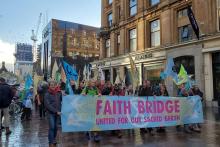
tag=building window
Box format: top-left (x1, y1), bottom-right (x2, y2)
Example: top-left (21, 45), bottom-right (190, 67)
top-left (108, 12), bottom-right (113, 27)
top-left (129, 28), bottom-right (137, 52)
top-left (118, 6), bottom-right (121, 21)
top-left (178, 25), bottom-right (193, 42)
top-left (106, 39), bottom-right (111, 57)
top-left (117, 34), bottom-right (120, 55)
top-left (130, 0), bottom-right (137, 16)
top-left (150, 0), bottom-right (160, 6)
top-left (108, 0), bottom-right (113, 5)
top-left (178, 8), bottom-right (188, 18)
top-left (150, 19), bottom-right (160, 47)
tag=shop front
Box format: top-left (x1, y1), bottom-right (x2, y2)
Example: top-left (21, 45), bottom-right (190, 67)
top-left (91, 50), bottom-right (166, 86)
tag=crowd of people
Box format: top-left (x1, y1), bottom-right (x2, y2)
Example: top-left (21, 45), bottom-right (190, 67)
top-left (0, 75), bottom-right (204, 147)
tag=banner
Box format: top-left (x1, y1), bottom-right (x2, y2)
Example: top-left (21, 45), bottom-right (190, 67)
top-left (61, 95), bottom-right (203, 132)
top-left (187, 5), bottom-right (200, 39)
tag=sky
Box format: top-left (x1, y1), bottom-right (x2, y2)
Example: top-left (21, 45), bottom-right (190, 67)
top-left (0, 0), bottom-right (101, 70)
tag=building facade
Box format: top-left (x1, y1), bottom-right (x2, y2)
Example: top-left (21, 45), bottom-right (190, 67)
top-left (91, 0), bottom-right (220, 106)
top-left (41, 19), bottom-right (100, 79)
top-left (14, 43), bottom-right (33, 80)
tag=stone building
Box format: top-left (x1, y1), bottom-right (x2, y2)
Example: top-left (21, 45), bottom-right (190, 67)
top-left (91, 0), bottom-right (220, 106)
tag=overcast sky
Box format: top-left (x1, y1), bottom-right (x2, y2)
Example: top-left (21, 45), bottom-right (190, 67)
top-left (0, 0), bottom-right (101, 69)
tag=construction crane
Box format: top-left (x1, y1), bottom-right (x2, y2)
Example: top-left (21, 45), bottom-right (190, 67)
top-left (31, 13), bottom-right (42, 62)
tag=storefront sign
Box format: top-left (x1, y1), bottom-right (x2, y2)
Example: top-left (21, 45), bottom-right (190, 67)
top-left (61, 95), bottom-right (203, 132)
top-left (96, 62), bottom-right (106, 67)
top-left (135, 53), bottom-right (153, 61)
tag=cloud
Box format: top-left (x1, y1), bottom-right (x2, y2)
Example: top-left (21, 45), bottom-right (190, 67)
top-left (0, 39), bottom-right (15, 71)
top-left (0, 39), bottom-right (15, 64)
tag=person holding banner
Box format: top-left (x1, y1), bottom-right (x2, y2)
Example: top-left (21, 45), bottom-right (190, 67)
top-left (111, 83), bottom-right (126, 138)
top-left (101, 81), bottom-right (113, 96)
top-left (176, 84), bottom-right (193, 134)
top-left (138, 80), bottom-right (154, 136)
top-left (156, 84), bottom-right (168, 133)
top-left (75, 81), bottom-right (85, 94)
top-left (44, 80), bottom-right (62, 147)
top-left (82, 80), bottom-right (102, 142)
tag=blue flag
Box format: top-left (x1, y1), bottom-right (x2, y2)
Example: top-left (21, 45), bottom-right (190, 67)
top-left (25, 74), bottom-right (33, 90)
top-left (161, 58), bottom-right (178, 82)
top-left (62, 61), bottom-right (78, 81)
top-left (65, 79), bottom-right (74, 95)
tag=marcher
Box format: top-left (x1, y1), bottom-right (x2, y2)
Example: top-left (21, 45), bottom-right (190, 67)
top-left (191, 85), bottom-right (203, 132)
top-left (82, 80), bottom-right (101, 142)
top-left (177, 83), bottom-right (192, 134)
top-left (101, 81), bottom-right (113, 95)
top-left (75, 82), bottom-right (84, 94)
top-left (138, 80), bottom-right (154, 135)
top-left (0, 77), bottom-right (14, 136)
top-left (111, 83), bottom-right (125, 138)
top-left (156, 84), bottom-right (168, 133)
top-left (21, 88), bottom-right (33, 121)
top-left (44, 80), bottom-right (62, 147)
top-left (37, 82), bottom-right (48, 119)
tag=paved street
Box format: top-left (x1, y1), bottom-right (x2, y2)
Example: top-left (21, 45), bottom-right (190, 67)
top-left (1, 107), bottom-right (220, 147)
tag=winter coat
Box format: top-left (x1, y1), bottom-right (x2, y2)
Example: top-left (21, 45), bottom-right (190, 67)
top-left (138, 86), bottom-right (153, 96)
top-left (0, 83), bottom-right (14, 108)
top-left (44, 88), bottom-right (62, 114)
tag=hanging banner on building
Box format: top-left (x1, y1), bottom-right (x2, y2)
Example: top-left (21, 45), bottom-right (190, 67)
top-left (187, 5), bottom-right (200, 39)
top-left (61, 95), bottom-right (203, 132)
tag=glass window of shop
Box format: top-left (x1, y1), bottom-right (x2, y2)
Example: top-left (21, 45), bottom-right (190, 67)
top-left (213, 52), bottom-right (220, 100)
top-left (144, 66), bottom-right (163, 85)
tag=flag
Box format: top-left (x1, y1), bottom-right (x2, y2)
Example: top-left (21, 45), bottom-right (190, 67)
top-left (114, 74), bottom-right (120, 85)
top-left (161, 58), bottom-right (178, 82)
top-left (122, 76), bottom-right (126, 88)
top-left (33, 73), bottom-right (43, 95)
top-left (75, 70), bottom-right (80, 89)
top-left (61, 66), bottom-right (66, 83)
top-left (25, 74), bottom-right (33, 90)
top-left (173, 64), bottom-right (189, 86)
top-left (128, 54), bottom-right (139, 88)
top-left (65, 79), bottom-right (74, 95)
top-left (62, 60), bottom-right (78, 81)
top-left (98, 66), bottom-right (105, 85)
top-left (178, 65), bottom-right (188, 83)
top-left (187, 5), bottom-right (200, 39)
top-left (83, 65), bottom-right (87, 81)
top-left (87, 64), bottom-right (92, 81)
top-left (55, 71), bottom-right (61, 83)
top-left (52, 60), bottom-right (59, 79)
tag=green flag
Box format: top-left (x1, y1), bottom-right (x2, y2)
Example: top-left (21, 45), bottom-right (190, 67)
top-left (55, 71), bottom-right (61, 83)
top-left (174, 64), bottom-right (188, 85)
